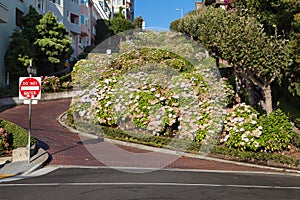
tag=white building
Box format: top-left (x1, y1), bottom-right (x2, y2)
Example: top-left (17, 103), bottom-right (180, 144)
top-left (0, 0), bottom-right (113, 87)
top-left (0, 0), bottom-right (35, 86)
top-left (109, 0), bottom-right (134, 22)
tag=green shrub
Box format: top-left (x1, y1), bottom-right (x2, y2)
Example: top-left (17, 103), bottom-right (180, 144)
top-left (0, 118), bottom-right (34, 149)
top-left (212, 146), bottom-right (299, 167)
top-left (291, 132), bottom-right (300, 149)
top-left (223, 107), bottom-right (294, 153)
top-left (259, 110), bottom-right (294, 152)
top-left (59, 72), bottom-right (72, 83)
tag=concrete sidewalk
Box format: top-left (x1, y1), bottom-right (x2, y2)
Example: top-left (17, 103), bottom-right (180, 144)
top-left (0, 145), bottom-right (50, 182)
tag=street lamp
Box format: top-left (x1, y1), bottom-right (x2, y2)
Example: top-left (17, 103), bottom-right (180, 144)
top-left (175, 8), bottom-right (183, 18)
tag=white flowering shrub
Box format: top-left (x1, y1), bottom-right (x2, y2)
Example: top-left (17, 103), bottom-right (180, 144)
top-left (221, 104), bottom-right (294, 152)
top-left (71, 30), bottom-right (226, 152)
top-left (93, 51), bottom-right (217, 141)
top-left (221, 103), bottom-right (261, 151)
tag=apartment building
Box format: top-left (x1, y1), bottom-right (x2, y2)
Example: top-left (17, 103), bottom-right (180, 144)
top-left (34, 0), bottom-right (82, 60)
top-left (0, 0), bottom-right (113, 87)
top-left (0, 0), bottom-right (35, 86)
top-left (109, 0), bottom-right (134, 22)
top-left (79, 0), bottom-right (113, 55)
top-left (195, 0), bottom-right (225, 10)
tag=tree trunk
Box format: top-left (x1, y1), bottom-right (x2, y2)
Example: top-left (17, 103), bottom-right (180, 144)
top-left (262, 84), bottom-right (273, 115)
top-left (246, 81), bottom-right (256, 106)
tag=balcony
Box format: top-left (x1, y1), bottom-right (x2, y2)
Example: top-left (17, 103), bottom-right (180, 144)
top-left (47, 0), bottom-right (63, 20)
top-left (80, 24), bottom-right (89, 37)
top-left (65, 13), bottom-right (81, 34)
top-left (0, 1), bottom-right (8, 23)
top-left (65, 0), bottom-right (81, 16)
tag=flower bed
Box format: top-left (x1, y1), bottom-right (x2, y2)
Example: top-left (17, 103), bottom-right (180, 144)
top-left (69, 30), bottom-right (300, 167)
top-left (70, 31), bottom-right (226, 153)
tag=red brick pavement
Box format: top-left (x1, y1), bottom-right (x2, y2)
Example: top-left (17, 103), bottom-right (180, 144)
top-left (0, 99), bottom-right (280, 172)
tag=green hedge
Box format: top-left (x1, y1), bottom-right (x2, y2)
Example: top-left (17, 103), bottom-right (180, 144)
top-left (212, 146), bottom-right (300, 168)
top-left (0, 118), bottom-right (35, 149)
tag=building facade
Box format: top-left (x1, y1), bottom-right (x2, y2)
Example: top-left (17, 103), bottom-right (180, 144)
top-left (0, 0), bottom-right (114, 87)
top-left (109, 0), bottom-right (134, 22)
top-left (195, 0), bottom-right (225, 10)
top-left (0, 0), bottom-right (35, 86)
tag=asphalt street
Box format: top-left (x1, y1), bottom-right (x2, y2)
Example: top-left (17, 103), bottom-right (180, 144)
top-left (1, 168), bottom-right (300, 200)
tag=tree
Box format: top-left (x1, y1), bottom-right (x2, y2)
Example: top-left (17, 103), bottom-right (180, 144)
top-left (95, 19), bottom-right (112, 45)
top-left (133, 16), bottom-right (144, 30)
top-left (109, 15), bottom-right (135, 34)
top-left (178, 8), bottom-right (227, 66)
top-left (4, 31), bottom-right (31, 83)
top-left (236, 0), bottom-right (300, 104)
top-left (178, 7), bottom-right (291, 115)
top-left (4, 6), bottom-right (42, 83)
top-left (34, 12), bottom-right (73, 75)
top-left (169, 19), bottom-right (181, 32)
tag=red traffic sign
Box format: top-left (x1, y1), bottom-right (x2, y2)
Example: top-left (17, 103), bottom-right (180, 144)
top-left (19, 77), bottom-right (41, 100)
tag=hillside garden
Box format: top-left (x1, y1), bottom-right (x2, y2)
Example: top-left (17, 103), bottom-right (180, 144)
top-left (68, 31), bottom-right (300, 169)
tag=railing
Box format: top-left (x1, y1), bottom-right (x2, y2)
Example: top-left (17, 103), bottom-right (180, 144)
top-left (94, 1), bottom-right (110, 20)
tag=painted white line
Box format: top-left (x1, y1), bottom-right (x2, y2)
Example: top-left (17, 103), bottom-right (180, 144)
top-left (50, 165), bottom-right (300, 177)
top-left (0, 182), bottom-right (300, 190)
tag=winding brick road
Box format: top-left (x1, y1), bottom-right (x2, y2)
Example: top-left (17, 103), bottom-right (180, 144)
top-left (0, 99), bottom-right (279, 172)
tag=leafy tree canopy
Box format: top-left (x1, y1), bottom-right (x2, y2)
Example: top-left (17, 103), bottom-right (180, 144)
top-left (178, 7), bottom-right (291, 114)
top-left (34, 11), bottom-right (73, 75)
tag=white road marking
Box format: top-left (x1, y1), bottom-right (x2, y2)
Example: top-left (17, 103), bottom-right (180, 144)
top-left (0, 182), bottom-right (300, 190)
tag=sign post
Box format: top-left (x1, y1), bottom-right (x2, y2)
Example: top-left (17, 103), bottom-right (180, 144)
top-left (19, 61), bottom-right (41, 163)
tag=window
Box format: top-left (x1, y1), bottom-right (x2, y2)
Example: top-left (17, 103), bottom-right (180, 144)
top-left (36, 0), bottom-right (45, 11)
top-left (16, 8), bottom-right (24, 27)
top-left (113, 0), bottom-right (123, 5)
top-left (70, 13), bottom-right (79, 25)
top-left (92, 26), bottom-right (96, 35)
top-left (4, 71), bottom-right (9, 86)
top-left (81, 0), bottom-right (85, 4)
top-left (50, 0), bottom-right (61, 5)
top-left (80, 15), bottom-right (85, 25)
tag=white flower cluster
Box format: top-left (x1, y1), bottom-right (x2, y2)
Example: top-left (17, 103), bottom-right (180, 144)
top-left (93, 64), bottom-right (221, 141)
top-left (221, 103), bottom-right (263, 150)
top-left (71, 31), bottom-right (226, 146)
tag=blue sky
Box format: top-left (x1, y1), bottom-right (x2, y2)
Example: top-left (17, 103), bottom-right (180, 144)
top-left (135, 0), bottom-right (197, 30)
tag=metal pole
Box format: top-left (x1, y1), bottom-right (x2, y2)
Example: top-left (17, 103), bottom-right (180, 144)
top-left (28, 59), bottom-right (32, 163)
top-left (28, 93), bottom-right (32, 163)
top-left (176, 8), bottom-right (183, 19)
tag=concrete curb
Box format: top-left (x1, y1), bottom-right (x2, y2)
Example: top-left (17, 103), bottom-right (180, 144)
top-left (58, 112), bottom-right (300, 175)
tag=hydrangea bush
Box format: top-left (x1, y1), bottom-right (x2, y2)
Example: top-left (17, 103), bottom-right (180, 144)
top-left (0, 127), bottom-right (11, 155)
top-left (70, 30), bottom-right (296, 155)
top-left (41, 75), bottom-right (72, 93)
top-left (221, 104), bottom-right (294, 153)
top-left (71, 31), bottom-right (226, 147)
